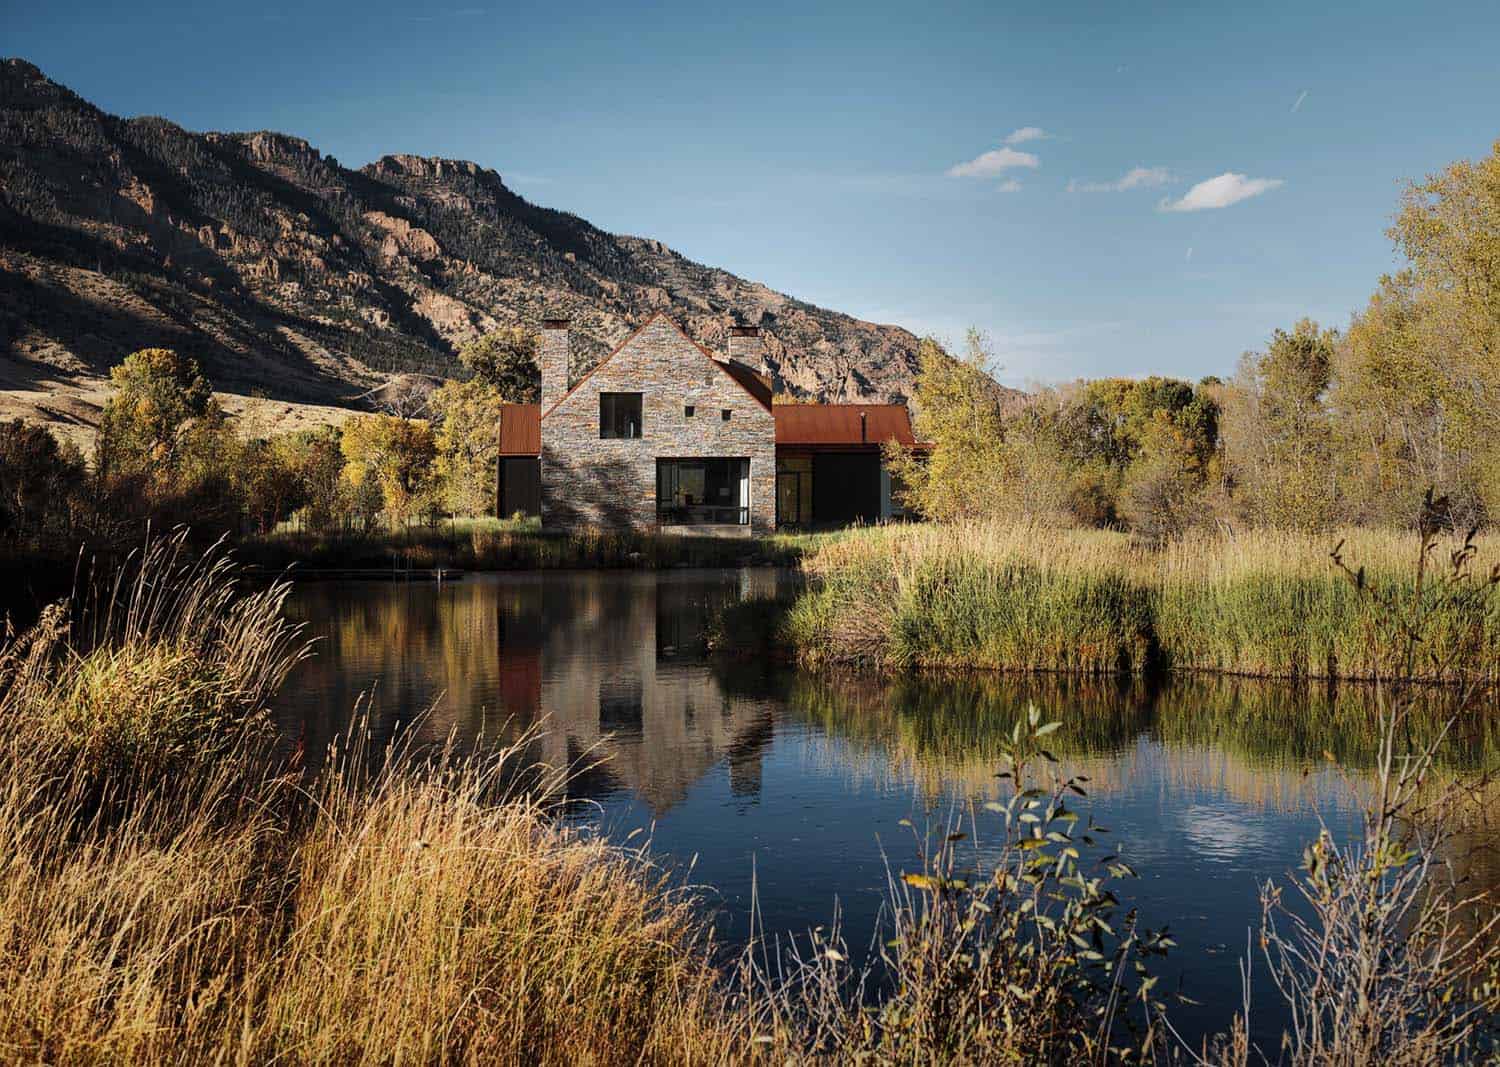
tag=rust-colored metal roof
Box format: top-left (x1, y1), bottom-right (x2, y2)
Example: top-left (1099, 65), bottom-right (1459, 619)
top-left (498, 403), bottom-right (541, 455)
top-left (772, 404), bottom-right (920, 447)
top-left (715, 359), bottom-right (773, 408)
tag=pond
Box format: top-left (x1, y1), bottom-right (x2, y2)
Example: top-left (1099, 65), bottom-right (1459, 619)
top-left (276, 567), bottom-right (1498, 1050)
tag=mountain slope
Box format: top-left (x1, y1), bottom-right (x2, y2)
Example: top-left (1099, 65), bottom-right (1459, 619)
top-left (0, 57), bottom-right (927, 419)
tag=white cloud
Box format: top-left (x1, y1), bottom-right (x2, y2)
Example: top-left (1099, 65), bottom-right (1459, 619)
top-left (1185, 246), bottom-right (1193, 261)
top-left (1291, 90), bottom-right (1308, 113)
top-left (996, 178), bottom-right (1023, 193)
top-left (1159, 172), bottom-right (1284, 212)
top-left (947, 146), bottom-right (1040, 179)
top-left (1003, 126), bottom-right (1050, 145)
top-left (1066, 166), bottom-right (1173, 193)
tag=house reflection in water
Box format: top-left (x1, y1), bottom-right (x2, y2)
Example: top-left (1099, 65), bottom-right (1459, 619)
top-left (280, 570), bottom-right (792, 816)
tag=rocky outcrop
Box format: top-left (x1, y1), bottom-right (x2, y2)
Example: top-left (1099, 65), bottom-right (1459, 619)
top-left (0, 57), bottom-right (937, 408)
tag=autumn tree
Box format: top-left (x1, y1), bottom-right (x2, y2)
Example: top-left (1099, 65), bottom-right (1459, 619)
top-left (458, 327), bottom-right (541, 402)
top-left (1330, 140), bottom-right (1500, 526)
top-left (96, 348), bottom-right (228, 484)
top-left (431, 378), bottom-right (506, 517)
top-left (1220, 320), bottom-right (1339, 530)
top-left (340, 414), bottom-right (438, 528)
top-left (273, 427), bottom-right (348, 533)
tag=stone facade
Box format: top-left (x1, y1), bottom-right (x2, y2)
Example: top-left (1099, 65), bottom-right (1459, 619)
top-left (539, 318), bottom-right (570, 411)
top-left (540, 313), bottom-right (777, 535)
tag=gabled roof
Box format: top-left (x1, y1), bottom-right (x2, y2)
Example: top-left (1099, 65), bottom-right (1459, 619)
top-left (715, 359), bottom-right (773, 408)
top-left (772, 403), bottom-right (921, 447)
top-left (498, 403), bottom-right (540, 455)
top-left (542, 311), bottom-right (772, 418)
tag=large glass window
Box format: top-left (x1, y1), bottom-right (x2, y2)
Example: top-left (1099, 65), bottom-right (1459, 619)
top-left (656, 458), bottom-right (750, 525)
top-left (599, 393), bottom-right (643, 439)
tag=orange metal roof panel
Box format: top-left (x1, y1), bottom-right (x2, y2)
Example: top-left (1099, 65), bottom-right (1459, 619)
top-left (714, 359), bottom-right (773, 407)
top-left (498, 403), bottom-right (541, 455)
top-left (772, 404), bottom-right (919, 447)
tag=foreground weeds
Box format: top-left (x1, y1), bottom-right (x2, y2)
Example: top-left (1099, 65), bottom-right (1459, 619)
top-left (2, 522), bottom-right (1496, 1064)
top-left (0, 532), bottom-right (740, 1065)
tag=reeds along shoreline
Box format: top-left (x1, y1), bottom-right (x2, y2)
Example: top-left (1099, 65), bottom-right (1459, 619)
top-left (776, 523), bottom-right (1500, 682)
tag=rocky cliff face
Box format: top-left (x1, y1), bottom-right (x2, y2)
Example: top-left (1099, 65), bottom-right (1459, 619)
top-left (0, 58), bottom-right (925, 407)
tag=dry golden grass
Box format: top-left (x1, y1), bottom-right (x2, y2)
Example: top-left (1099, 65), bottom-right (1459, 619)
top-left (0, 534), bottom-right (753, 1066)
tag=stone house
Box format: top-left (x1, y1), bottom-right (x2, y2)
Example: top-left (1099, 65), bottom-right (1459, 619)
top-left (496, 312), bottom-right (922, 535)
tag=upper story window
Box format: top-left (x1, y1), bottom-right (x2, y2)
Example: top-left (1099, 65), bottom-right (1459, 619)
top-left (721, 409), bottom-right (732, 421)
top-left (684, 404), bottom-right (695, 418)
top-left (600, 392), bottom-right (643, 439)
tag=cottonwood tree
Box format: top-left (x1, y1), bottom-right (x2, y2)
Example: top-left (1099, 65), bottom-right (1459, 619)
top-left (458, 327), bottom-right (541, 402)
top-left (432, 379), bottom-right (506, 517)
top-left (96, 348), bottom-right (228, 483)
top-left (1220, 320), bottom-right (1339, 530)
top-left (1330, 140), bottom-right (1500, 527)
top-left (884, 333), bottom-right (1016, 522)
top-left (339, 415), bottom-right (438, 528)
top-left (0, 420), bottom-right (88, 549)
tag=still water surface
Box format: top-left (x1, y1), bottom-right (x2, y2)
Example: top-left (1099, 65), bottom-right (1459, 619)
top-left (276, 568), bottom-right (1492, 1047)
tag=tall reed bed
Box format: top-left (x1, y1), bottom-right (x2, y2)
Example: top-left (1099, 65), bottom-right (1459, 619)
top-left (784, 523), bottom-right (1500, 681)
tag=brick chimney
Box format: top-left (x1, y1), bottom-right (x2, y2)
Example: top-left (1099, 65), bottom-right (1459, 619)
top-left (728, 322), bottom-right (766, 376)
top-left (540, 317), bottom-right (570, 410)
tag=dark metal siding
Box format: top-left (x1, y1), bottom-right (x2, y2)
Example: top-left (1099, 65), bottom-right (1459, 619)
top-left (499, 457), bottom-right (541, 518)
top-left (812, 453), bottom-right (881, 524)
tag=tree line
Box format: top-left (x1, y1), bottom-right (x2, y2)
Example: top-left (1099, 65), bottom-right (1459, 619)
top-left (0, 327), bottom-right (542, 560)
top-left (889, 139), bottom-right (1500, 537)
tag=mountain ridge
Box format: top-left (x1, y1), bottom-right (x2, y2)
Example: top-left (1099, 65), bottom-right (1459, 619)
top-left (0, 57), bottom-right (937, 426)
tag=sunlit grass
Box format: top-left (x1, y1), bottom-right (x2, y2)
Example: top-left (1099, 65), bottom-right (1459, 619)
top-left (783, 523), bottom-right (1500, 680)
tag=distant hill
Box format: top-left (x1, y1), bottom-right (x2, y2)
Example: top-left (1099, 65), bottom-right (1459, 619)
top-left (0, 57), bottom-right (943, 423)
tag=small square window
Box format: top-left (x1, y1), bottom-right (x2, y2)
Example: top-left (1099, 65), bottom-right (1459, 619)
top-left (721, 409), bottom-right (732, 421)
top-left (684, 405), bottom-right (695, 418)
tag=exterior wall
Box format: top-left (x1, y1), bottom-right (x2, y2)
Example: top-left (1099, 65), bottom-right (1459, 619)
top-left (540, 316), bottom-right (777, 534)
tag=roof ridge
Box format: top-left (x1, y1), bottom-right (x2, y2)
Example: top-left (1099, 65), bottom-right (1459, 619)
top-left (540, 311), bottom-right (771, 418)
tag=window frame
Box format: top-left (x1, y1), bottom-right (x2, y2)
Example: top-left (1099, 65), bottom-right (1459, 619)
top-left (599, 392), bottom-right (644, 439)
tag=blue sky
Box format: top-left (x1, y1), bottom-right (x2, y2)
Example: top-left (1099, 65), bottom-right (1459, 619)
top-left (7, 0), bottom-right (1499, 386)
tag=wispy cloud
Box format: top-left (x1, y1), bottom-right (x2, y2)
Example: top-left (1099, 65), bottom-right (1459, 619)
top-left (1159, 172), bottom-right (1283, 212)
top-left (1003, 126), bottom-right (1050, 145)
top-left (996, 178), bottom-right (1023, 193)
top-left (1185, 246), bottom-right (1194, 261)
top-left (1291, 89), bottom-right (1309, 113)
top-left (1066, 166), bottom-right (1174, 193)
top-left (946, 145), bottom-right (1040, 179)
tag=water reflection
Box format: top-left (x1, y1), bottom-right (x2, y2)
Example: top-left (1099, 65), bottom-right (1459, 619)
top-left (278, 569), bottom-right (1497, 1047)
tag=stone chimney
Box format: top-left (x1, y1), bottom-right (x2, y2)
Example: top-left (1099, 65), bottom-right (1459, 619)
top-left (728, 322), bottom-right (766, 376)
top-left (540, 317), bottom-right (570, 410)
